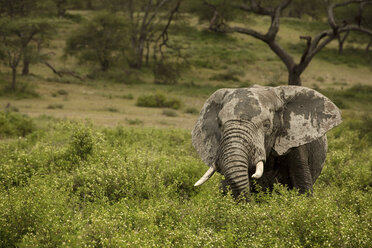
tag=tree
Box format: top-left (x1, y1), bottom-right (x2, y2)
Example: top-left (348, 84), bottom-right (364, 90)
top-left (0, 18), bottom-right (53, 90)
top-left (199, 0), bottom-right (372, 85)
top-left (100, 0), bottom-right (183, 69)
top-left (0, 0), bottom-right (59, 77)
top-left (65, 12), bottom-right (129, 72)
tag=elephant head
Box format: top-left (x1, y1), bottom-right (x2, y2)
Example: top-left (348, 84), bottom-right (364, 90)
top-left (192, 85), bottom-right (342, 199)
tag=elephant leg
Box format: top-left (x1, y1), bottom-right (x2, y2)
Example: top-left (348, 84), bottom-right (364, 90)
top-left (287, 146), bottom-right (313, 194)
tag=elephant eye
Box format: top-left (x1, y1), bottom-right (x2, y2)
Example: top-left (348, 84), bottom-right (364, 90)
top-left (263, 120), bottom-right (271, 130)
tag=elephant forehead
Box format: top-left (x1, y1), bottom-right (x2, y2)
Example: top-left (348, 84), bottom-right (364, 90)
top-left (219, 90), bottom-right (262, 123)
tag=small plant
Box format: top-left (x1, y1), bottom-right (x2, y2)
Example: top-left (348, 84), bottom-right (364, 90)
top-left (136, 93), bottom-right (182, 110)
top-left (121, 93), bottom-right (134, 100)
top-left (0, 111), bottom-right (35, 138)
top-left (209, 70), bottom-right (240, 82)
top-left (57, 89), bottom-right (69, 95)
top-left (315, 76), bottom-right (325, 83)
top-left (47, 104), bottom-right (64, 109)
top-left (153, 61), bottom-right (184, 85)
top-left (162, 109), bottom-right (178, 117)
top-left (184, 107), bottom-right (199, 115)
top-left (105, 107), bottom-right (119, 112)
top-left (126, 118), bottom-right (143, 125)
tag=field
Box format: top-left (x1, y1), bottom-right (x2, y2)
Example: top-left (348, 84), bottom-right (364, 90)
top-left (0, 10), bottom-right (372, 247)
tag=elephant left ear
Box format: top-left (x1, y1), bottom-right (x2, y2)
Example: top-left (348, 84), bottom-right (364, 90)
top-left (273, 86), bottom-right (342, 155)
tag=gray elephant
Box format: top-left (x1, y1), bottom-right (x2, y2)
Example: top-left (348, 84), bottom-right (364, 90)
top-left (192, 85), bottom-right (342, 199)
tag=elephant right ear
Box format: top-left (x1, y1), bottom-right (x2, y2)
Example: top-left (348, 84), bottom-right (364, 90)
top-left (192, 88), bottom-right (233, 167)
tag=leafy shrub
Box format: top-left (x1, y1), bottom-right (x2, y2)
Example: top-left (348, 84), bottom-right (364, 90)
top-left (0, 117), bottom-right (371, 247)
top-left (0, 82), bottom-right (39, 99)
top-left (136, 93), bottom-right (182, 109)
top-left (105, 107), bottom-right (119, 112)
top-left (0, 111), bottom-right (35, 138)
top-left (57, 89), bottom-right (68, 95)
top-left (153, 61), bottom-right (184, 85)
top-left (162, 109), bottom-right (178, 117)
top-left (209, 69), bottom-right (242, 82)
top-left (47, 103), bottom-right (63, 109)
top-left (121, 93), bottom-right (134, 100)
top-left (184, 107), bottom-right (199, 115)
top-left (126, 118), bottom-right (143, 125)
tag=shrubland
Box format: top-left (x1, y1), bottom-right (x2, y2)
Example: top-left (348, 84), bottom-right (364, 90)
top-left (0, 112), bottom-right (371, 247)
top-left (0, 2), bottom-right (372, 247)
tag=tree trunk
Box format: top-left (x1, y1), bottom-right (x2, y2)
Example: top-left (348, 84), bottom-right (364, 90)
top-left (100, 59), bottom-right (109, 71)
top-left (288, 69), bottom-right (302, 86)
top-left (11, 67), bottom-right (17, 91)
top-left (22, 59), bottom-right (30, 75)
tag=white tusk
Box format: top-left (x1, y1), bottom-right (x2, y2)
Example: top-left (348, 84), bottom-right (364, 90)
top-left (194, 166), bottom-right (216, 186)
top-left (252, 161), bottom-right (264, 179)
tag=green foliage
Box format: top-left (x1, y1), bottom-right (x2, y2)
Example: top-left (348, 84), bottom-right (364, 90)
top-left (46, 103), bottom-right (63, 109)
top-left (65, 11), bottom-right (129, 71)
top-left (136, 93), bottom-right (182, 110)
top-left (184, 107), bottom-right (199, 115)
top-left (0, 81), bottom-right (39, 99)
top-left (0, 118), bottom-right (371, 247)
top-left (120, 93), bottom-right (134, 100)
top-left (126, 118), bottom-right (143, 125)
top-left (162, 109), bottom-right (178, 117)
top-left (320, 85), bottom-right (372, 110)
top-left (0, 111), bottom-right (35, 138)
top-left (153, 61), bottom-right (184, 85)
top-left (57, 89), bottom-right (68, 95)
top-left (209, 69), bottom-right (243, 82)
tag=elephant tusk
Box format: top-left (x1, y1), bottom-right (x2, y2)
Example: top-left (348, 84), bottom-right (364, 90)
top-left (252, 161), bottom-right (264, 179)
top-left (194, 166), bottom-right (216, 186)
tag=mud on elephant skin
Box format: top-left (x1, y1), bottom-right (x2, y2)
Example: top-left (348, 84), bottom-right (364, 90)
top-left (192, 85), bottom-right (342, 199)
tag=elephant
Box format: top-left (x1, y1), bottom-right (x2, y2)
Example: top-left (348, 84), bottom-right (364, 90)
top-left (192, 85), bottom-right (342, 200)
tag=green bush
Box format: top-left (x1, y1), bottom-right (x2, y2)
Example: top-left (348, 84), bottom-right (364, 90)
top-left (136, 93), bottom-right (182, 110)
top-left (162, 109), bottom-right (178, 117)
top-left (153, 61), bottom-right (183, 85)
top-left (47, 103), bottom-right (63, 109)
top-left (0, 118), bottom-right (371, 247)
top-left (0, 111), bottom-right (35, 138)
top-left (184, 107), bottom-right (199, 115)
top-left (121, 93), bottom-right (134, 100)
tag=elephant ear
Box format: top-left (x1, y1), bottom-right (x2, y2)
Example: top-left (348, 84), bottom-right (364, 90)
top-left (273, 86), bottom-right (342, 155)
top-left (192, 88), bottom-right (233, 167)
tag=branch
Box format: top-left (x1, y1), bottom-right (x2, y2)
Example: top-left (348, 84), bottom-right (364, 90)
top-left (327, 0), bottom-right (372, 30)
top-left (266, 0), bottom-right (292, 40)
top-left (43, 62), bottom-right (84, 81)
top-left (228, 26), bottom-right (266, 41)
top-left (299, 36), bottom-right (312, 64)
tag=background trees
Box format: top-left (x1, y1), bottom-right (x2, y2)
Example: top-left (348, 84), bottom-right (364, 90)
top-left (65, 12), bottom-right (129, 72)
top-left (198, 0), bottom-right (372, 85)
top-left (0, 0), bottom-right (56, 90)
top-left (0, 0), bottom-right (372, 89)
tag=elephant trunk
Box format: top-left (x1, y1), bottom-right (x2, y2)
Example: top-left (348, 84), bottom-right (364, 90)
top-left (217, 120), bottom-right (266, 199)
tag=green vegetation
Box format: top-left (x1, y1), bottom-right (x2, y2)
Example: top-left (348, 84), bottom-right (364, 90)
top-left (320, 85), bottom-right (372, 110)
top-left (0, 117), bottom-right (370, 247)
top-left (184, 107), bottom-right (199, 115)
top-left (0, 111), bottom-right (35, 138)
top-left (46, 103), bottom-right (63, 109)
top-left (162, 109), bottom-right (178, 117)
top-left (136, 93), bottom-right (182, 110)
top-left (0, 2), bottom-right (372, 247)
